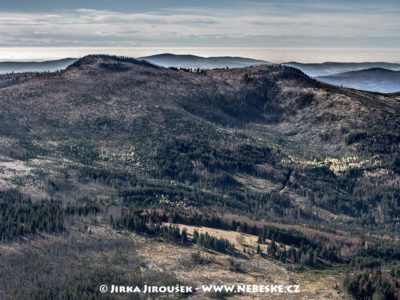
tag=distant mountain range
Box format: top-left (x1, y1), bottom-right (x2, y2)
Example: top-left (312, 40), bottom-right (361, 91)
top-left (3, 56), bottom-right (400, 77)
top-left (316, 68), bottom-right (400, 93)
top-left (2, 55), bottom-right (400, 93)
top-left (0, 54), bottom-right (268, 74)
top-left (0, 58), bottom-right (77, 74)
top-left (139, 53), bottom-right (269, 69)
top-left (284, 62), bottom-right (400, 77)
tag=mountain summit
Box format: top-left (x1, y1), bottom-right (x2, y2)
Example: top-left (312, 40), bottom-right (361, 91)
top-left (1, 55), bottom-right (399, 224)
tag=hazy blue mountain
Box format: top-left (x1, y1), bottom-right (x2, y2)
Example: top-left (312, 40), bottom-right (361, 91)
top-left (316, 68), bottom-right (400, 93)
top-left (284, 62), bottom-right (400, 77)
top-left (139, 53), bottom-right (269, 69)
top-left (0, 58), bottom-right (77, 74)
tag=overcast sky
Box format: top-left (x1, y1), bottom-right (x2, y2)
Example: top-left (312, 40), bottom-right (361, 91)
top-left (0, 0), bottom-right (399, 48)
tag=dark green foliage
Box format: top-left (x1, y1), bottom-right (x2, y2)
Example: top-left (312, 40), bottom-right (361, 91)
top-left (351, 257), bottom-right (382, 270)
top-left (258, 225), bottom-right (315, 249)
top-left (0, 190), bottom-right (64, 241)
top-left (64, 202), bottom-right (101, 216)
top-left (77, 166), bottom-right (138, 188)
top-left (99, 62), bottom-right (131, 72)
top-left (243, 73), bottom-right (252, 84)
top-left (392, 158), bottom-right (400, 174)
top-left (343, 269), bottom-right (398, 300)
top-left (155, 137), bottom-right (276, 184)
top-left (112, 208), bottom-right (188, 244)
top-left (390, 265), bottom-right (400, 278)
top-left (118, 185), bottom-right (238, 208)
top-left (296, 93), bottom-right (314, 108)
top-left (58, 141), bottom-right (99, 164)
top-left (193, 230), bottom-right (235, 254)
top-left (0, 235), bottom-right (148, 300)
top-left (343, 243), bottom-right (400, 299)
top-left (346, 131), bottom-right (368, 145)
top-left (359, 242), bottom-right (400, 262)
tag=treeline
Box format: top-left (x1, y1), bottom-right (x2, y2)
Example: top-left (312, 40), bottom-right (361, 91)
top-left (77, 166), bottom-right (138, 188)
top-left (257, 227), bottom-right (341, 263)
top-left (341, 242), bottom-right (400, 299)
top-left (68, 164), bottom-right (313, 222)
top-left (75, 165), bottom-right (249, 210)
top-left (0, 189), bottom-right (105, 242)
top-left (168, 210), bottom-right (341, 263)
top-left (0, 190), bottom-right (64, 241)
top-left (359, 242), bottom-right (400, 262)
top-left (193, 230), bottom-right (235, 254)
top-left (130, 209), bottom-right (345, 265)
top-left (72, 163), bottom-right (291, 218)
top-left (64, 202), bottom-right (101, 216)
top-left (343, 268), bottom-right (399, 300)
top-left (291, 162), bottom-right (400, 225)
top-left (112, 209), bottom-right (236, 254)
top-left (112, 208), bottom-right (324, 265)
top-left (0, 234), bottom-right (151, 300)
top-left (255, 240), bottom-right (317, 266)
top-left (168, 66), bottom-right (207, 74)
top-left (111, 208), bottom-right (188, 244)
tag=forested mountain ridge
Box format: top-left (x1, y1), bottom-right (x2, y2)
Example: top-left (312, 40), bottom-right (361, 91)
top-left (0, 54), bottom-right (399, 226)
top-left (1, 55), bottom-right (400, 299)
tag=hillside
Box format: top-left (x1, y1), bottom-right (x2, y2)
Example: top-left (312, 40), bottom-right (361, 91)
top-left (317, 68), bottom-right (400, 93)
top-left (1, 54), bottom-right (399, 228)
top-left (1, 55), bottom-right (400, 299)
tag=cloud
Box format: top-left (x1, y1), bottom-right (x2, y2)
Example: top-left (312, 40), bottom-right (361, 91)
top-left (0, 2), bottom-right (399, 47)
